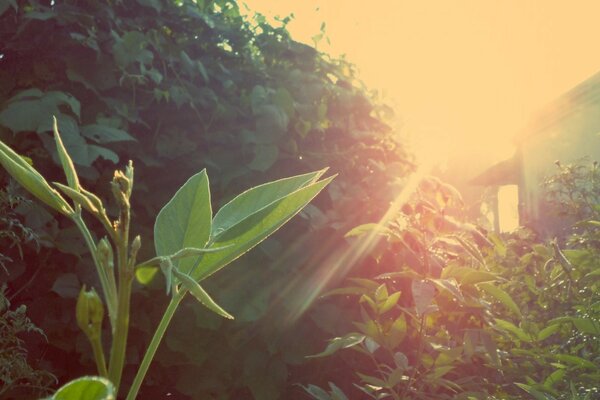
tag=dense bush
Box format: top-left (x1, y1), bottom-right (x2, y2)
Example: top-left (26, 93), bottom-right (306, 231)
top-left (0, 1), bottom-right (411, 398)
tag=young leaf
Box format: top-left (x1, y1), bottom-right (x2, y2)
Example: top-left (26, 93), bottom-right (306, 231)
top-left (172, 267), bottom-right (233, 319)
top-left (0, 140), bottom-right (73, 216)
top-left (54, 182), bottom-right (99, 213)
top-left (154, 170), bottom-right (212, 273)
top-left (191, 174), bottom-right (334, 281)
top-left (53, 116), bottom-right (80, 191)
top-left (211, 169), bottom-right (327, 239)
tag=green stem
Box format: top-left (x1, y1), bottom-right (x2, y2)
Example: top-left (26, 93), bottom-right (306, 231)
top-left (90, 334), bottom-right (108, 378)
top-left (126, 290), bottom-right (186, 400)
top-left (73, 215), bottom-right (118, 331)
top-left (108, 222), bottom-right (131, 393)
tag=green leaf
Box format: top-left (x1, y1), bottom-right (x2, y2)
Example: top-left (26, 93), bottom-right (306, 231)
top-left (307, 333), bottom-right (365, 358)
top-left (0, 90), bottom-right (79, 133)
top-left (81, 124), bottom-right (136, 143)
top-left (494, 319), bottom-right (532, 342)
top-left (154, 170), bottom-right (212, 273)
top-left (412, 280), bottom-right (436, 316)
top-left (537, 324), bottom-right (560, 341)
top-left (478, 282), bottom-right (522, 318)
top-left (387, 314), bottom-right (407, 348)
top-left (172, 267), bottom-right (233, 319)
top-left (570, 317), bottom-right (600, 335)
top-left (328, 382), bottom-right (348, 400)
top-left (428, 366), bottom-right (454, 380)
top-left (345, 223), bottom-right (393, 238)
top-left (515, 383), bottom-right (555, 400)
top-left (0, 140), bottom-right (73, 215)
top-left (379, 291), bottom-right (401, 314)
top-left (54, 182), bottom-right (99, 213)
top-left (212, 169), bottom-right (326, 238)
top-left (192, 173), bottom-right (333, 281)
top-left (302, 384), bottom-right (330, 400)
top-left (112, 31), bottom-right (153, 67)
top-left (552, 354), bottom-right (597, 370)
top-left (543, 369), bottom-right (565, 388)
top-left (442, 265), bottom-right (497, 285)
top-left (454, 235), bottom-right (486, 268)
top-left (53, 117), bottom-right (80, 191)
top-left (429, 278), bottom-right (464, 303)
top-left (248, 144), bottom-right (279, 172)
top-left (48, 376), bottom-right (115, 400)
top-left (135, 265), bottom-right (158, 285)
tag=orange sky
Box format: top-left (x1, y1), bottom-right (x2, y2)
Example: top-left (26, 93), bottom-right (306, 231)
top-left (243, 0), bottom-right (600, 167)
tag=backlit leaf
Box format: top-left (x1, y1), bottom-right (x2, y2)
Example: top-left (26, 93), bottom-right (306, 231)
top-left (190, 173), bottom-right (333, 280)
top-left (154, 170), bottom-right (212, 273)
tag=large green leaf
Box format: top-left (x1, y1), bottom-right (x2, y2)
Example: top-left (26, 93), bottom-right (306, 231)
top-left (48, 376), bottom-right (115, 400)
top-left (211, 169), bottom-right (326, 239)
top-left (191, 174), bottom-right (333, 281)
top-left (154, 170), bottom-right (212, 272)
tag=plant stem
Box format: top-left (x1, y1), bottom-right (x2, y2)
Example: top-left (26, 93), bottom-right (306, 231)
top-left (73, 215), bottom-right (118, 331)
top-left (108, 211), bottom-right (132, 393)
top-left (90, 335), bottom-right (108, 378)
top-left (126, 290), bottom-right (186, 400)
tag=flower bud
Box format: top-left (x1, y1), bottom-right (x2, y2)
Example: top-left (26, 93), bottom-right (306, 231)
top-left (96, 237), bottom-right (114, 270)
top-left (131, 235), bottom-right (141, 255)
top-left (76, 285), bottom-right (104, 338)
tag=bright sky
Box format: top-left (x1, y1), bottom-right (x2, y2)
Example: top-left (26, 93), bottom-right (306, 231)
top-left (242, 0), bottom-right (600, 168)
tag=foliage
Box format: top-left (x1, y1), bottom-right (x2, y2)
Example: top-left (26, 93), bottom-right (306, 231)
top-left (0, 284), bottom-right (56, 399)
top-left (305, 170), bottom-right (600, 399)
top-left (484, 232), bottom-right (599, 398)
top-left (0, 1), bottom-right (411, 397)
top-left (303, 177), bottom-right (502, 399)
top-left (0, 121), bottom-right (331, 398)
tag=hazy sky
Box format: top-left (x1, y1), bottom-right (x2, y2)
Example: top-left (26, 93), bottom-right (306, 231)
top-left (242, 0), bottom-right (600, 166)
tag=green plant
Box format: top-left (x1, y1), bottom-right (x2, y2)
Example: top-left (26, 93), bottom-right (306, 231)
top-left (303, 173), bottom-right (600, 399)
top-left (0, 2), bottom-right (411, 396)
top-left (0, 119), bottom-right (332, 398)
top-left (303, 177), bottom-right (503, 399)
